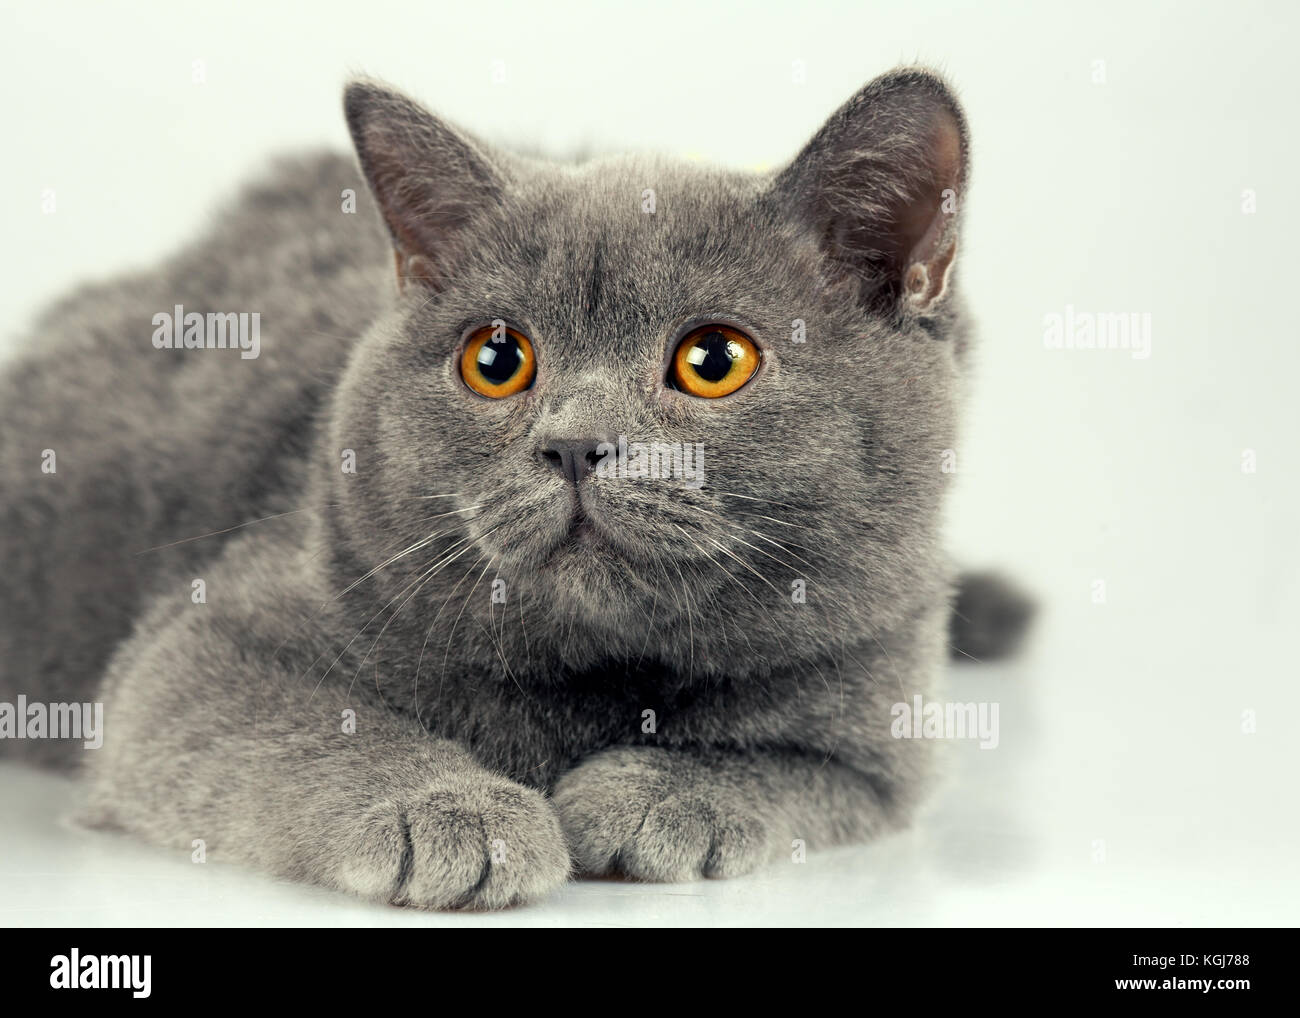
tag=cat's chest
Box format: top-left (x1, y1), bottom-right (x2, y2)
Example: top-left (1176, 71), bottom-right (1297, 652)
top-left (415, 670), bottom-right (761, 789)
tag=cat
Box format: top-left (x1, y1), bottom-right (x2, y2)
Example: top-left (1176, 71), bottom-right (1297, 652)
top-left (0, 67), bottom-right (1031, 909)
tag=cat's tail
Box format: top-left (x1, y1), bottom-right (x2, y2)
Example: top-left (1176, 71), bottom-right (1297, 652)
top-left (949, 571), bottom-right (1035, 662)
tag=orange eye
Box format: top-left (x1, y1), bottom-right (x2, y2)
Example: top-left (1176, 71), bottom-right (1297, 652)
top-left (669, 325), bottom-right (760, 398)
top-left (460, 325), bottom-right (536, 398)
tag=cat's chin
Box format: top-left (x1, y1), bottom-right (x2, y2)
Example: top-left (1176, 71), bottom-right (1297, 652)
top-left (521, 535), bottom-right (659, 624)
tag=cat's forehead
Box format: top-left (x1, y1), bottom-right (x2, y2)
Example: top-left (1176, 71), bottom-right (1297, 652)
top-left (473, 157), bottom-right (791, 347)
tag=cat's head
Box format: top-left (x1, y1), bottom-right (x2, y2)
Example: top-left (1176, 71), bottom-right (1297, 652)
top-left (327, 69), bottom-right (969, 679)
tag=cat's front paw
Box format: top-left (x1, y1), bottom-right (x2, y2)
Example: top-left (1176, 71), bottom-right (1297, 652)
top-left (553, 747), bottom-right (777, 882)
top-left (332, 775), bottom-right (570, 910)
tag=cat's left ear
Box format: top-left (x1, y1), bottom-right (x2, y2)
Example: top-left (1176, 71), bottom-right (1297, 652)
top-left (344, 80), bottom-right (507, 293)
top-left (771, 68), bottom-right (968, 315)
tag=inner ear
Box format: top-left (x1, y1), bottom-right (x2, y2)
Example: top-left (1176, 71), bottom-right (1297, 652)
top-left (773, 69), bottom-right (969, 315)
top-left (898, 107), bottom-right (964, 308)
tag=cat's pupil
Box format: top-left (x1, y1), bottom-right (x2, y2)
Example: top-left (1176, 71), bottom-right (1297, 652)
top-left (687, 331), bottom-right (737, 382)
top-left (477, 337), bottom-right (522, 384)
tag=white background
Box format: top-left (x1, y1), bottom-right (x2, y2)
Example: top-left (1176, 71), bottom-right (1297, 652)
top-left (1, 0), bottom-right (1297, 926)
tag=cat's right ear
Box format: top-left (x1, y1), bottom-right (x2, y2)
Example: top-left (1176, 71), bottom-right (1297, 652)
top-left (344, 80), bottom-right (506, 293)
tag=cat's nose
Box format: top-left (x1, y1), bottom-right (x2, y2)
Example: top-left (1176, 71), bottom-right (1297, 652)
top-left (538, 438), bottom-right (610, 485)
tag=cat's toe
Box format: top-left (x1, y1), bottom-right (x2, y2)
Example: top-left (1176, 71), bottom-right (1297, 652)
top-left (551, 775), bottom-right (652, 876)
top-left (333, 802), bottom-right (411, 901)
top-left (336, 778), bottom-right (570, 910)
top-left (616, 794), bottom-right (773, 882)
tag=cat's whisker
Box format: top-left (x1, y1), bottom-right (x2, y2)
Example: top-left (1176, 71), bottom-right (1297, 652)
top-left (674, 523), bottom-right (835, 697)
top-left (702, 534), bottom-right (785, 600)
top-left (136, 493), bottom-right (472, 555)
top-left (413, 523), bottom-right (508, 719)
top-left (334, 506), bottom-right (482, 600)
top-left (312, 518), bottom-right (507, 709)
top-left (292, 527), bottom-right (480, 695)
top-left (473, 558), bottom-right (530, 699)
top-left (665, 503), bottom-right (892, 703)
top-left (413, 552), bottom-right (484, 726)
top-left (685, 504), bottom-right (879, 651)
top-left (135, 503), bottom-right (343, 554)
top-left (631, 585), bottom-right (660, 675)
top-left (267, 522), bottom-right (466, 673)
top-left (727, 509), bottom-right (806, 530)
top-left (711, 490), bottom-right (804, 512)
top-left (665, 559), bottom-right (697, 684)
top-left (696, 534), bottom-right (823, 654)
top-left (347, 539), bottom-right (481, 700)
top-left (723, 529), bottom-right (862, 707)
top-left (670, 525), bottom-right (761, 669)
top-left (438, 555), bottom-right (495, 695)
top-left (519, 587), bottom-right (533, 676)
top-left (307, 556), bottom-right (439, 705)
top-left (724, 524), bottom-right (898, 689)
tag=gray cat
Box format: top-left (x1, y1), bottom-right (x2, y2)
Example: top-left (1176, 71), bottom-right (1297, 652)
top-left (0, 67), bottom-right (1031, 909)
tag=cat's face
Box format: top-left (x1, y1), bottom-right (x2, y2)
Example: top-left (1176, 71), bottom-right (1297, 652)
top-left (330, 71), bottom-right (969, 676)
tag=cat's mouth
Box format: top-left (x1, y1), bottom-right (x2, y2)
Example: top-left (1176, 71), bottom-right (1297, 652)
top-left (541, 492), bottom-right (630, 561)
top-left (560, 504), bottom-right (606, 548)
top-left (569, 516), bottom-right (598, 542)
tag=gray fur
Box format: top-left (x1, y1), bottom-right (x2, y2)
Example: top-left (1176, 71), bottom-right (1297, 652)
top-left (0, 68), bottom-right (1003, 909)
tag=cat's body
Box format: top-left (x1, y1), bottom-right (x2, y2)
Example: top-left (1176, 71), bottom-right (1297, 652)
top-left (0, 151), bottom-right (389, 755)
top-left (0, 70), bottom-right (1029, 908)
